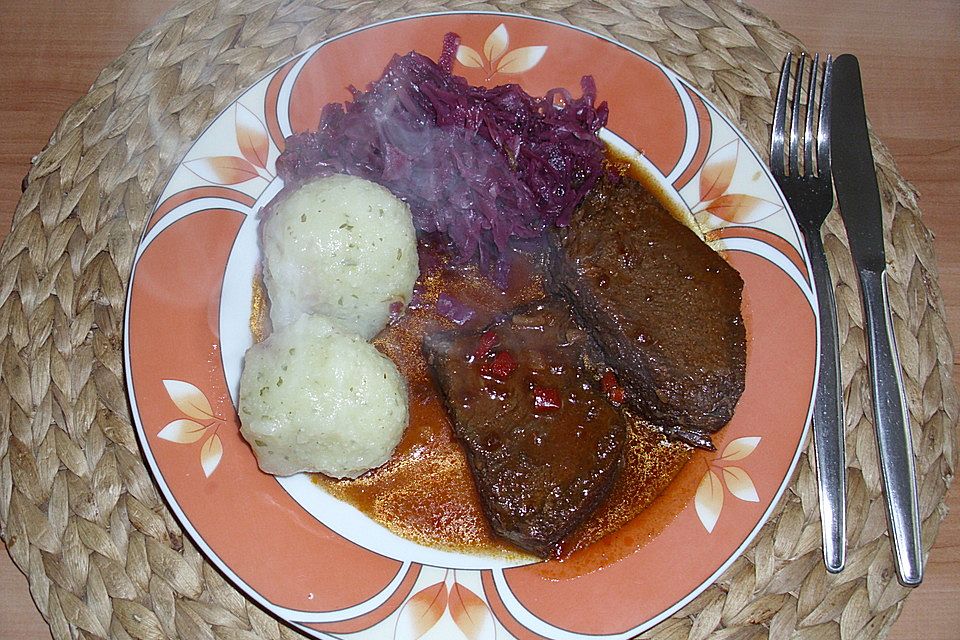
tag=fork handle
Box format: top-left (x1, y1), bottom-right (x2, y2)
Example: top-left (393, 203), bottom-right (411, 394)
top-left (804, 230), bottom-right (847, 573)
top-left (860, 268), bottom-right (923, 586)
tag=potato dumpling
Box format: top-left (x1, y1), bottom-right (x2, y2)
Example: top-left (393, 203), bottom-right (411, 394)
top-left (262, 174), bottom-right (419, 339)
top-left (238, 314), bottom-right (408, 478)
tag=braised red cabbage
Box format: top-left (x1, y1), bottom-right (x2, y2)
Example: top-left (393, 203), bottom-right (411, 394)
top-left (436, 292), bottom-right (476, 326)
top-left (276, 33), bottom-right (608, 273)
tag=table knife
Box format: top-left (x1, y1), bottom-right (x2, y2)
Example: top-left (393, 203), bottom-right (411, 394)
top-left (830, 54), bottom-right (922, 586)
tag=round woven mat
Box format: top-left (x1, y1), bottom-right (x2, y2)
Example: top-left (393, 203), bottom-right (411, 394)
top-left (1, 1), bottom-right (956, 638)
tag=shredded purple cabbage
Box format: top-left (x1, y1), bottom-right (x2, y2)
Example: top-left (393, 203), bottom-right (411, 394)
top-left (436, 292), bottom-right (476, 325)
top-left (276, 33), bottom-right (608, 273)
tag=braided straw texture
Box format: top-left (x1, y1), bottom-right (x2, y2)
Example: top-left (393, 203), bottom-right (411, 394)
top-left (1, 0), bottom-right (956, 638)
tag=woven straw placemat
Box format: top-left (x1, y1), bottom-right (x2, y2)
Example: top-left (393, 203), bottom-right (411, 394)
top-left (1, 1), bottom-right (956, 638)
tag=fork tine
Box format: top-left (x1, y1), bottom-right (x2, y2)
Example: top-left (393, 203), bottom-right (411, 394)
top-left (771, 53), bottom-right (791, 177)
top-left (789, 53), bottom-right (806, 177)
top-left (804, 54), bottom-right (820, 177)
top-left (817, 55), bottom-right (834, 177)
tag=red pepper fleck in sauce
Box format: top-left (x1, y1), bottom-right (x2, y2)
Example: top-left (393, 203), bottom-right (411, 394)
top-left (601, 371), bottom-right (625, 405)
top-left (532, 385), bottom-right (562, 411)
top-left (609, 386), bottom-right (625, 405)
top-left (473, 330), bottom-right (498, 360)
top-left (480, 350), bottom-right (518, 381)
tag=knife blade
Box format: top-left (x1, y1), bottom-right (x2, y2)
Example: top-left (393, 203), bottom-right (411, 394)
top-left (831, 54), bottom-right (923, 586)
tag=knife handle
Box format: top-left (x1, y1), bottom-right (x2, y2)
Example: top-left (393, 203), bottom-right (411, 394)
top-left (805, 231), bottom-right (847, 573)
top-left (860, 268), bottom-right (923, 586)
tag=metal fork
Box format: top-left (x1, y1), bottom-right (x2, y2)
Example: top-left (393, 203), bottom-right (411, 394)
top-left (770, 53), bottom-right (846, 573)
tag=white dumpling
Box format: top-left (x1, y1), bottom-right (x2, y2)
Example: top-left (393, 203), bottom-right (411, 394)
top-left (238, 314), bottom-right (408, 478)
top-left (262, 174), bottom-right (419, 339)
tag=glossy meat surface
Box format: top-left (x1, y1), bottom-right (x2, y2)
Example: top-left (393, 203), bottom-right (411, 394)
top-left (424, 301), bottom-right (625, 557)
top-left (549, 177), bottom-right (746, 448)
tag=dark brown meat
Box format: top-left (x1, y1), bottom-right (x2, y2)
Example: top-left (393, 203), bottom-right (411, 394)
top-left (423, 301), bottom-right (625, 558)
top-left (549, 176), bottom-right (746, 449)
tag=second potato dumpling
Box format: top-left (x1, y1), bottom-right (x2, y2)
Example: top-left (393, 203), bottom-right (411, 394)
top-left (262, 174), bottom-right (420, 339)
top-left (238, 314), bottom-right (409, 478)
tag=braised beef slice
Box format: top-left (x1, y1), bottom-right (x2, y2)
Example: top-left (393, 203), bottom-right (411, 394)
top-left (423, 301), bottom-right (625, 558)
top-left (549, 177), bottom-right (746, 449)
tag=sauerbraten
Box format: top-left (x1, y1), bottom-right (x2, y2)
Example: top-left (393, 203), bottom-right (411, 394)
top-left (549, 177), bottom-right (747, 450)
top-left (424, 301), bottom-right (626, 558)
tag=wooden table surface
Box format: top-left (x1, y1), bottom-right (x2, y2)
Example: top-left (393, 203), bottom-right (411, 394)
top-left (1, 1), bottom-right (957, 638)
